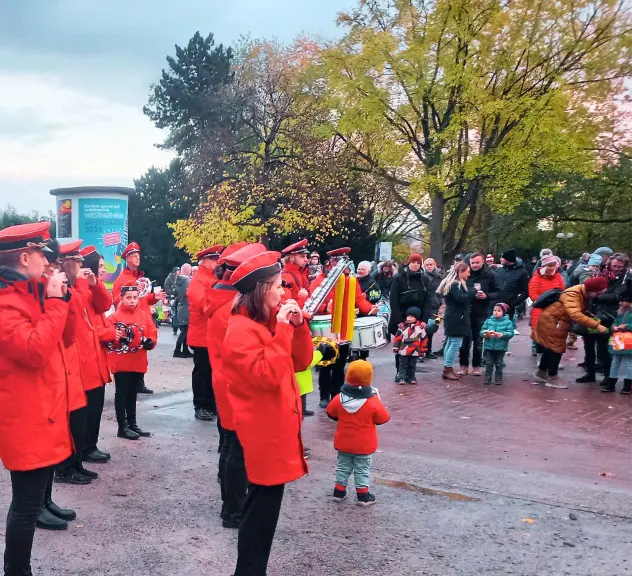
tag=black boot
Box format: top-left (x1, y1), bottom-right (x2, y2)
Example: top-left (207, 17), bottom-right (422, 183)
top-left (600, 378), bottom-right (616, 393)
top-left (76, 465), bottom-right (98, 479)
top-left (117, 426), bottom-right (140, 440)
top-left (621, 380), bottom-right (631, 395)
top-left (576, 373), bottom-right (596, 383)
top-left (54, 469), bottom-right (92, 485)
top-left (36, 507), bottom-right (68, 530)
top-left (129, 424), bottom-right (151, 437)
top-left (84, 448), bottom-right (111, 463)
top-left (46, 499), bottom-right (76, 521)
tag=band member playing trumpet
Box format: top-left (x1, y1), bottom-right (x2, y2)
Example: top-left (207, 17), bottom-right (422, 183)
top-left (0, 222), bottom-right (76, 571)
top-left (311, 247), bottom-right (377, 408)
top-left (112, 242), bottom-right (161, 394)
top-left (281, 238), bottom-right (311, 306)
top-left (108, 282), bottom-right (158, 440)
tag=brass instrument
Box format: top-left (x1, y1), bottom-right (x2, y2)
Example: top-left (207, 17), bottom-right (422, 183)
top-left (303, 257), bottom-right (351, 315)
top-left (311, 336), bottom-right (339, 367)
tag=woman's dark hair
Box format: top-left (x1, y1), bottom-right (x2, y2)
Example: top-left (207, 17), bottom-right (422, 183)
top-left (83, 251), bottom-right (103, 277)
top-left (231, 273), bottom-right (280, 324)
top-left (215, 263), bottom-right (227, 280)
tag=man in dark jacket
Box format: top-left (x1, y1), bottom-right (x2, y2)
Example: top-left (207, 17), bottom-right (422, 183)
top-left (173, 263), bottom-right (192, 358)
top-left (421, 257), bottom-right (442, 358)
top-left (579, 253), bottom-right (632, 388)
top-left (164, 267), bottom-right (180, 335)
top-left (494, 249), bottom-right (529, 323)
top-left (458, 252), bottom-right (499, 375)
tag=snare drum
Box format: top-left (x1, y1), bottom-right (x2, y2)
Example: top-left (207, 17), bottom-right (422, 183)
top-left (309, 315), bottom-right (336, 339)
top-left (351, 316), bottom-right (388, 350)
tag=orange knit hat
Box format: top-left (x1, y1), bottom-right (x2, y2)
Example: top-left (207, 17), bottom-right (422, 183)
top-left (345, 360), bottom-right (373, 387)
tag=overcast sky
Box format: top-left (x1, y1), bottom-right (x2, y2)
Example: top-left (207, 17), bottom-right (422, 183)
top-left (0, 0), bottom-right (353, 215)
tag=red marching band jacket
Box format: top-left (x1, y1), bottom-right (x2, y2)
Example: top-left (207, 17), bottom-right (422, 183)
top-left (310, 271), bottom-right (373, 316)
top-left (63, 286), bottom-right (88, 411)
top-left (187, 265), bottom-right (217, 348)
top-left (107, 305), bottom-right (158, 374)
top-left (0, 274), bottom-right (73, 471)
top-left (205, 283), bottom-right (239, 430)
top-left (112, 267), bottom-right (158, 311)
top-left (223, 311), bottom-right (313, 486)
top-left (281, 262), bottom-right (311, 307)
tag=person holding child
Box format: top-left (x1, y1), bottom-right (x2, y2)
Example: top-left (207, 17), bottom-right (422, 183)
top-left (326, 360), bottom-right (390, 506)
top-left (392, 306), bottom-right (427, 385)
top-left (602, 299), bottom-right (632, 394)
top-left (480, 303), bottom-right (515, 385)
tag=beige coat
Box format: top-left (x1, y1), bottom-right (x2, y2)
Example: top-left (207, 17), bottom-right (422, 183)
top-left (534, 285), bottom-right (600, 354)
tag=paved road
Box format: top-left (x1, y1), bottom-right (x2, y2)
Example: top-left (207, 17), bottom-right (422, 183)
top-left (1, 321), bottom-right (630, 575)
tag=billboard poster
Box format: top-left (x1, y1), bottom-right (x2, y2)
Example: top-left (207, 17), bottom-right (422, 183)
top-left (78, 198), bottom-right (128, 287)
top-left (57, 198), bottom-right (73, 238)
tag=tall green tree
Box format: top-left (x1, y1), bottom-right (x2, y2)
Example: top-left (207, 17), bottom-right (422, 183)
top-left (129, 159), bottom-right (193, 282)
top-left (1, 206), bottom-right (55, 235)
top-left (144, 32), bottom-right (234, 153)
top-left (316, 0), bottom-right (632, 264)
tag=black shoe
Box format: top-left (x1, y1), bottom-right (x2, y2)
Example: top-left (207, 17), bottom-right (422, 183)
top-left (84, 449), bottom-right (111, 463)
top-left (356, 492), bottom-right (376, 506)
top-left (55, 470), bottom-right (92, 485)
top-left (600, 378), bottom-right (616, 393)
top-left (129, 424), bottom-right (151, 437)
top-left (117, 426), bottom-right (140, 440)
top-left (426, 352), bottom-right (438, 360)
top-left (36, 507), bottom-right (68, 530)
top-left (222, 515), bottom-right (240, 529)
top-left (333, 487), bottom-right (347, 502)
top-left (495, 380), bottom-right (503, 386)
top-left (576, 374), bottom-right (596, 383)
top-left (303, 447), bottom-right (311, 459)
top-left (173, 350), bottom-right (185, 358)
top-left (182, 350), bottom-right (194, 358)
top-left (303, 409), bottom-right (315, 416)
top-left (77, 465), bottom-right (98, 480)
top-left (194, 408), bottom-right (214, 421)
top-left (46, 500), bottom-right (76, 521)
top-left (139, 386), bottom-right (154, 394)
top-left (484, 380), bottom-right (492, 385)
top-left (621, 380), bottom-right (631, 395)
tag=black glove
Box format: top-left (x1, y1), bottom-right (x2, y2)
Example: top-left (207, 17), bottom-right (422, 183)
top-left (317, 341), bottom-right (336, 362)
top-left (143, 338), bottom-right (156, 350)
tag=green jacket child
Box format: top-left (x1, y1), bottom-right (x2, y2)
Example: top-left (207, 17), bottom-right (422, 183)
top-left (480, 311), bottom-right (515, 352)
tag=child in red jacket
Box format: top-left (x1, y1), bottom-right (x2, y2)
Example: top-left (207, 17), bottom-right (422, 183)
top-left (108, 282), bottom-right (157, 440)
top-left (326, 360), bottom-right (390, 506)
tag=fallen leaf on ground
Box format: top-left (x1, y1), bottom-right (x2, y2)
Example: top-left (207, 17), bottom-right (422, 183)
top-left (599, 472), bottom-right (614, 477)
top-left (608, 406), bottom-right (614, 409)
top-left (522, 518), bottom-right (535, 524)
top-left (75, 524), bottom-right (84, 528)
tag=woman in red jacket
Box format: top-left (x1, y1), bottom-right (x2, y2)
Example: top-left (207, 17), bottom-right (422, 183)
top-left (223, 251), bottom-right (312, 576)
top-left (80, 246), bottom-right (115, 463)
top-left (0, 223), bottom-right (74, 575)
top-left (529, 255), bottom-right (566, 359)
top-left (108, 282), bottom-right (158, 440)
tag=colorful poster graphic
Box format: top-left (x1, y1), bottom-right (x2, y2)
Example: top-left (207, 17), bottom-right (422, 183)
top-left (78, 198), bottom-right (128, 286)
top-left (57, 199), bottom-right (73, 238)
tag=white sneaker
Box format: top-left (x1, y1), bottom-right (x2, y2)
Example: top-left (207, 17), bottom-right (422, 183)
top-left (513, 329), bottom-right (520, 336)
top-left (545, 376), bottom-right (568, 389)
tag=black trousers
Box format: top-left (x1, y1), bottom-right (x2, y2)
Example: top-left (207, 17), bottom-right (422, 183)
top-left (459, 316), bottom-right (485, 368)
top-left (397, 355), bottom-right (418, 381)
top-left (234, 483), bottom-right (285, 576)
top-left (583, 333), bottom-right (611, 376)
top-left (175, 324), bottom-right (189, 352)
top-left (484, 349), bottom-right (505, 382)
top-left (539, 348), bottom-right (562, 377)
top-left (84, 386), bottom-right (105, 455)
top-left (57, 406), bottom-right (88, 473)
top-left (191, 346), bottom-right (215, 412)
top-left (4, 465), bottom-right (53, 576)
top-left (220, 431), bottom-right (247, 522)
top-left (114, 372), bottom-right (142, 428)
top-left (318, 343), bottom-right (349, 402)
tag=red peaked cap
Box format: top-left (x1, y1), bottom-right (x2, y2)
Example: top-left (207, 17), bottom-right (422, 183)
top-left (196, 244), bottom-right (224, 261)
top-left (224, 243), bottom-right (267, 270)
top-left (121, 242), bottom-right (140, 259)
top-left (327, 247), bottom-right (351, 257)
top-left (231, 251), bottom-right (282, 294)
top-left (218, 241), bottom-right (249, 268)
top-left (80, 245), bottom-right (97, 258)
top-left (121, 281), bottom-right (139, 293)
top-left (58, 239), bottom-right (84, 260)
top-left (0, 222), bottom-right (53, 253)
top-left (282, 238), bottom-right (309, 255)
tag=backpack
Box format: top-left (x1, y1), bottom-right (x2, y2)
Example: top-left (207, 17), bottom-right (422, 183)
top-left (532, 288), bottom-right (563, 309)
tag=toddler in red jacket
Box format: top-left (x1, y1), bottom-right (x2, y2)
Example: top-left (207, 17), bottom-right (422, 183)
top-left (326, 360), bottom-right (390, 506)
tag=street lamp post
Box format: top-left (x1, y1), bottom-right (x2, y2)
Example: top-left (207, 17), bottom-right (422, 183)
top-left (555, 232), bottom-right (574, 258)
